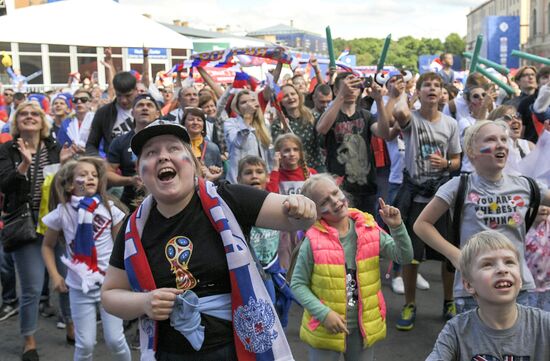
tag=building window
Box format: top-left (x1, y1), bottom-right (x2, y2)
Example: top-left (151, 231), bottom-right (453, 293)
top-left (77, 56), bottom-right (97, 79)
top-left (531, 9), bottom-right (537, 37)
top-left (19, 55), bottom-right (43, 84)
top-left (172, 49), bottom-right (187, 57)
top-left (49, 44), bottom-right (70, 53)
top-left (49, 56), bottom-right (71, 84)
top-left (19, 43), bottom-right (41, 52)
top-left (77, 46), bottom-right (96, 55)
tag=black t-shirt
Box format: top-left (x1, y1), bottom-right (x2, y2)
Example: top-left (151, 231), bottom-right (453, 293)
top-left (107, 130), bottom-right (142, 209)
top-left (323, 108), bottom-right (377, 195)
top-left (517, 91), bottom-right (539, 143)
top-left (109, 183), bottom-right (268, 355)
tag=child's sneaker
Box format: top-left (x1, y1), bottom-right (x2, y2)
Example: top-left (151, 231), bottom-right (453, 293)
top-left (416, 273), bottom-right (430, 290)
top-left (396, 303), bottom-right (416, 331)
top-left (443, 301), bottom-right (456, 320)
top-left (391, 276), bottom-right (405, 294)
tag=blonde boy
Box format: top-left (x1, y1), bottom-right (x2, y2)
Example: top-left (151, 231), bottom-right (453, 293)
top-left (427, 231), bottom-right (550, 360)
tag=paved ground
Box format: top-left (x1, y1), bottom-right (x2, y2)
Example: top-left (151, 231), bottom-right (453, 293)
top-left (0, 258), bottom-right (448, 360)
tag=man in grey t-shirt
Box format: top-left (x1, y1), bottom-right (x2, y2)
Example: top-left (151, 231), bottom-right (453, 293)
top-left (377, 72), bottom-right (462, 331)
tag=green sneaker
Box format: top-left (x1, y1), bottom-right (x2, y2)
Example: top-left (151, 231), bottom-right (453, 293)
top-left (396, 303), bottom-right (416, 331)
top-left (443, 301), bottom-right (456, 320)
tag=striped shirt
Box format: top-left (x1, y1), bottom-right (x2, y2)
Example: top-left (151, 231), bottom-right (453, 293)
top-left (29, 145), bottom-right (49, 211)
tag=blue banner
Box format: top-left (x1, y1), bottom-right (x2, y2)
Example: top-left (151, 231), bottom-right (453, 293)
top-left (128, 48), bottom-right (167, 59)
top-left (483, 16), bottom-right (520, 69)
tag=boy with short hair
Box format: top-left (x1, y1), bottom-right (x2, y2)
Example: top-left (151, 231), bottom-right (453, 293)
top-left (426, 230), bottom-right (550, 360)
top-left (236, 156), bottom-right (295, 327)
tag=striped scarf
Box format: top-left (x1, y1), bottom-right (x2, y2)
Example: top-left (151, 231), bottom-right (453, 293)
top-left (73, 195), bottom-right (101, 273)
top-left (123, 179), bottom-right (294, 361)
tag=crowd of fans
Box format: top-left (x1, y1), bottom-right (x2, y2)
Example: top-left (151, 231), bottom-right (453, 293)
top-left (1, 48), bottom-right (550, 361)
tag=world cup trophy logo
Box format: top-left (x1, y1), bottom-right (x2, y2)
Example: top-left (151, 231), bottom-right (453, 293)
top-left (165, 236), bottom-right (197, 290)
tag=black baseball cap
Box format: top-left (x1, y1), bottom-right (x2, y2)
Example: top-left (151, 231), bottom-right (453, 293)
top-left (132, 93), bottom-right (161, 111)
top-left (131, 119), bottom-right (190, 156)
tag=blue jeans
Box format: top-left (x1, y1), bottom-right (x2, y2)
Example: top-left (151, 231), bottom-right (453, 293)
top-left (455, 291), bottom-right (530, 314)
top-left (70, 288), bottom-right (130, 361)
top-left (307, 328), bottom-right (374, 361)
top-left (55, 242), bottom-right (71, 322)
top-left (12, 240), bottom-right (45, 336)
top-left (387, 182), bottom-right (402, 206)
top-left (0, 242), bottom-right (17, 304)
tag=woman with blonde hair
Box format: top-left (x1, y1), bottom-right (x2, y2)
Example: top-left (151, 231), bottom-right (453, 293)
top-left (0, 101), bottom-right (72, 360)
top-left (224, 89), bottom-right (273, 183)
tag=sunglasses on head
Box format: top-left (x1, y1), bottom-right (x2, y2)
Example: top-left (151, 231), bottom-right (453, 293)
top-left (19, 110), bottom-right (40, 117)
top-left (73, 96), bottom-right (90, 104)
top-left (471, 93), bottom-right (487, 100)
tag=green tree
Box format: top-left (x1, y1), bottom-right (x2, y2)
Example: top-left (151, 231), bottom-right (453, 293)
top-left (444, 33), bottom-right (466, 55)
top-left (331, 34), bottom-right (462, 72)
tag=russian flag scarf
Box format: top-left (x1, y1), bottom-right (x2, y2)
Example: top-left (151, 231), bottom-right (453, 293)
top-left (123, 179), bottom-right (294, 361)
top-left (73, 195), bottom-right (102, 272)
top-left (60, 195), bottom-right (106, 294)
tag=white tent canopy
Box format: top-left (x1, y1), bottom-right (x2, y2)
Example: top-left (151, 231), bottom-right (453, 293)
top-left (0, 0), bottom-right (193, 49)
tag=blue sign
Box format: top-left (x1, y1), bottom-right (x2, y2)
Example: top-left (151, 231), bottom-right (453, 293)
top-left (128, 48), bottom-right (167, 59)
top-left (483, 16), bottom-right (520, 69)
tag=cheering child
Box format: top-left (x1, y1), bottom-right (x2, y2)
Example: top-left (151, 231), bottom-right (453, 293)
top-left (414, 120), bottom-right (550, 313)
top-left (292, 174), bottom-right (413, 361)
top-left (41, 157), bottom-right (131, 361)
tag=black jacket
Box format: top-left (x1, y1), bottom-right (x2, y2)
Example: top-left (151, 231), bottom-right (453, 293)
top-left (86, 100), bottom-right (134, 155)
top-left (0, 137), bottom-right (61, 214)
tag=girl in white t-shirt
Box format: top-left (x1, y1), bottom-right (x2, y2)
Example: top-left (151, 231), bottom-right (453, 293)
top-left (414, 120), bottom-right (550, 314)
top-left (41, 157), bottom-right (131, 361)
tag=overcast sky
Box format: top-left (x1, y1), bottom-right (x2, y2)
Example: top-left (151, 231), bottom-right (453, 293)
top-left (119, 0), bottom-right (486, 40)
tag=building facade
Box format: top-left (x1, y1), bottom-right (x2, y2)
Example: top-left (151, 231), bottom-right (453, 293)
top-left (247, 23), bottom-right (327, 56)
top-left (466, 0), bottom-right (530, 50)
top-left (523, 0), bottom-right (550, 58)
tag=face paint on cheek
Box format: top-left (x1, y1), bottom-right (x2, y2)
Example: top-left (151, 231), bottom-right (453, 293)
top-left (171, 152), bottom-right (193, 167)
top-left (479, 145), bottom-right (493, 154)
top-left (75, 176), bottom-right (85, 192)
top-left (320, 191), bottom-right (348, 215)
top-left (181, 154), bottom-right (193, 165)
top-left (320, 206), bottom-right (331, 214)
top-left (139, 158), bottom-right (150, 175)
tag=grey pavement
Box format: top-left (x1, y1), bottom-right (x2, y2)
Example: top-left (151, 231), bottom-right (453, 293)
top-left (0, 259), bottom-right (447, 360)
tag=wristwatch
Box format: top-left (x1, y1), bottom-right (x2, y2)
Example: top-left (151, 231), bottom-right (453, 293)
top-left (447, 159), bottom-right (452, 170)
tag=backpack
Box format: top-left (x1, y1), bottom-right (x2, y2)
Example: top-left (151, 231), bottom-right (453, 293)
top-left (451, 173), bottom-right (541, 248)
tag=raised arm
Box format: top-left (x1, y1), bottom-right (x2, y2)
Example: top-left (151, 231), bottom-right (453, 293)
top-left (255, 193), bottom-right (316, 232)
top-left (367, 82), bottom-right (396, 140)
top-left (196, 66), bottom-right (224, 99)
top-left (101, 47), bottom-right (116, 101)
top-left (263, 61), bottom-right (284, 101)
top-left (142, 47), bottom-right (150, 88)
top-left (310, 57), bottom-right (324, 85)
top-left (316, 76), bottom-right (361, 135)
top-left (386, 78), bottom-right (411, 128)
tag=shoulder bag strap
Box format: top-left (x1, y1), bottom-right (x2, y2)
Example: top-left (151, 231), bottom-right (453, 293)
top-left (452, 173), bottom-right (469, 247)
